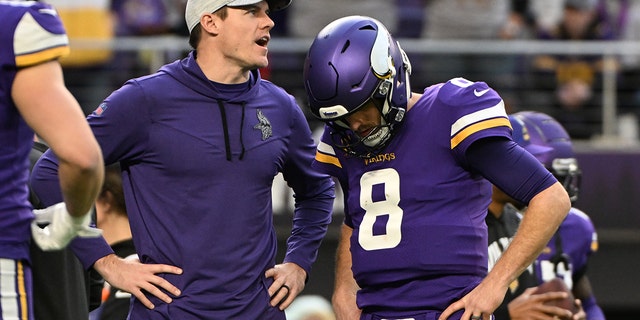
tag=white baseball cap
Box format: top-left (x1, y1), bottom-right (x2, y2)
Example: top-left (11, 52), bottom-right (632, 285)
top-left (185, 0), bottom-right (292, 33)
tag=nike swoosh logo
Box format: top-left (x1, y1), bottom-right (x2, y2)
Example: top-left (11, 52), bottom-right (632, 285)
top-left (474, 88), bottom-right (490, 97)
top-left (38, 8), bottom-right (58, 16)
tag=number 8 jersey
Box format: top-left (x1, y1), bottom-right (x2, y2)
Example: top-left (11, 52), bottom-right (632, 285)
top-left (313, 78), bottom-right (513, 312)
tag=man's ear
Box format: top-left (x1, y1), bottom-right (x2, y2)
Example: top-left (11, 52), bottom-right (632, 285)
top-left (101, 191), bottom-right (115, 213)
top-left (200, 13), bottom-right (221, 35)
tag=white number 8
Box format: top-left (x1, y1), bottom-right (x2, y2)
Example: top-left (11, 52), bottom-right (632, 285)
top-left (358, 168), bottom-right (403, 251)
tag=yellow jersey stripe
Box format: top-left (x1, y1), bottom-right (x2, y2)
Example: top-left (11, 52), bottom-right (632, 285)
top-left (17, 261), bottom-right (28, 320)
top-left (16, 46), bottom-right (70, 67)
top-left (315, 151), bottom-right (342, 168)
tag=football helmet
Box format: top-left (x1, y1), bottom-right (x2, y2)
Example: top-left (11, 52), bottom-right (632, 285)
top-left (303, 15), bottom-right (412, 158)
top-left (509, 111), bottom-right (581, 202)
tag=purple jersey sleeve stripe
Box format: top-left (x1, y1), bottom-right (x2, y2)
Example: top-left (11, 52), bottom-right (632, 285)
top-left (451, 117), bottom-right (512, 149)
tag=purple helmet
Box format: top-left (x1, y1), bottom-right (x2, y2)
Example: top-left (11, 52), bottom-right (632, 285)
top-left (303, 15), bottom-right (412, 158)
top-left (509, 111), bottom-right (581, 202)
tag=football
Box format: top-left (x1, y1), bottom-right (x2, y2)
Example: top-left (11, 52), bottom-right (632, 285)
top-left (532, 278), bottom-right (578, 318)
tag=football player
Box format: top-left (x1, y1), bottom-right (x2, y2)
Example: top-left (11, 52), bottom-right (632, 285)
top-left (490, 111), bottom-right (605, 319)
top-left (304, 16), bottom-right (571, 320)
top-left (1, 2), bottom-right (103, 318)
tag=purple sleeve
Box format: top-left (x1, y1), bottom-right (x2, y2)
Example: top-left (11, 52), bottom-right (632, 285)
top-left (281, 100), bottom-right (335, 276)
top-left (85, 80), bottom-right (151, 164)
top-left (582, 295), bottom-right (606, 320)
top-left (30, 153), bottom-right (114, 269)
top-left (466, 137), bottom-right (557, 204)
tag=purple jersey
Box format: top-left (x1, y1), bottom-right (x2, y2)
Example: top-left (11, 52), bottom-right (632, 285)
top-left (535, 207), bottom-right (598, 288)
top-left (489, 206), bottom-right (603, 319)
top-left (313, 78), bottom-right (512, 312)
top-left (31, 52), bottom-right (334, 319)
top-left (0, 1), bottom-right (69, 261)
top-left (537, 207), bottom-right (604, 319)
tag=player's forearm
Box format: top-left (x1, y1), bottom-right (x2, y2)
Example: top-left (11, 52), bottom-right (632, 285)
top-left (58, 158), bottom-right (104, 217)
top-left (333, 224), bottom-right (359, 297)
top-left (332, 224), bottom-right (361, 320)
top-left (285, 185), bottom-right (334, 273)
top-left (488, 182), bottom-right (570, 288)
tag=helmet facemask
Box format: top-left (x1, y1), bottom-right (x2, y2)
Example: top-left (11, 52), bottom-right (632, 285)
top-left (328, 78), bottom-right (404, 158)
top-left (550, 158), bottom-right (582, 203)
top-left (327, 90), bottom-right (392, 158)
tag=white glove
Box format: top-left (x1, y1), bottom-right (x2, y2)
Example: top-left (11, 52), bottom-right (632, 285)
top-left (31, 202), bottom-right (102, 251)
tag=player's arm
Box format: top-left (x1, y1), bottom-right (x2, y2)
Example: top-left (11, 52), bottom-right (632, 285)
top-left (439, 137), bottom-right (571, 320)
top-left (32, 152), bottom-right (184, 309)
top-left (479, 138), bottom-right (570, 299)
top-left (332, 223), bottom-right (362, 320)
top-left (573, 274), bottom-right (605, 319)
top-left (13, 60), bottom-right (104, 218)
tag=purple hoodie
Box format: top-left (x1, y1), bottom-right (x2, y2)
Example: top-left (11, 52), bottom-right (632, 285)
top-left (31, 51), bottom-right (335, 319)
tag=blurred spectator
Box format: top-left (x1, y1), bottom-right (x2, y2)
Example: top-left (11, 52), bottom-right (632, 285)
top-left (48, 0), bottom-right (116, 115)
top-left (421, 0), bottom-right (530, 41)
top-left (285, 295), bottom-right (336, 320)
top-left (111, 0), bottom-right (187, 36)
top-left (109, 0), bottom-right (189, 89)
top-left (602, 0), bottom-right (640, 119)
top-left (272, 0), bottom-right (397, 102)
top-left (395, 0), bottom-right (426, 38)
top-left (528, 0), bottom-right (565, 34)
top-left (418, 0), bottom-right (532, 112)
top-left (287, 0), bottom-right (397, 38)
top-left (529, 0), bottom-right (617, 139)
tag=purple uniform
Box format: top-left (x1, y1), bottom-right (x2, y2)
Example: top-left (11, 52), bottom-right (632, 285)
top-left (536, 208), bottom-right (597, 288)
top-left (488, 207), bottom-right (604, 319)
top-left (314, 78), bottom-right (513, 313)
top-left (0, 2), bottom-right (69, 319)
top-left (0, 0), bottom-right (69, 262)
top-left (535, 208), bottom-right (604, 319)
top-left (31, 52), bottom-right (335, 319)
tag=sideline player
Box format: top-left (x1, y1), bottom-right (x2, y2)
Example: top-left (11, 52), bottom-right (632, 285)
top-left (488, 111), bottom-right (604, 319)
top-left (1, 2), bottom-right (103, 318)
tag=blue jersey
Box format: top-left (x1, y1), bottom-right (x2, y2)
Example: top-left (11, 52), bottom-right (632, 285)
top-left (31, 52), bottom-right (335, 319)
top-left (0, 1), bottom-right (69, 261)
top-left (314, 78), bottom-right (512, 312)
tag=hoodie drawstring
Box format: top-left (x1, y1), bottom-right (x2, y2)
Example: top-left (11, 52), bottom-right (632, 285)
top-left (239, 102), bottom-right (246, 160)
top-left (216, 100), bottom-right (232, 161)
top-left (216, 100), bottom-right (246, 161)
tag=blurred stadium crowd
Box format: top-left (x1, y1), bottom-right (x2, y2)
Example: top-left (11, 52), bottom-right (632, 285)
top-left (56, 0), bottom-right (640, 142)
